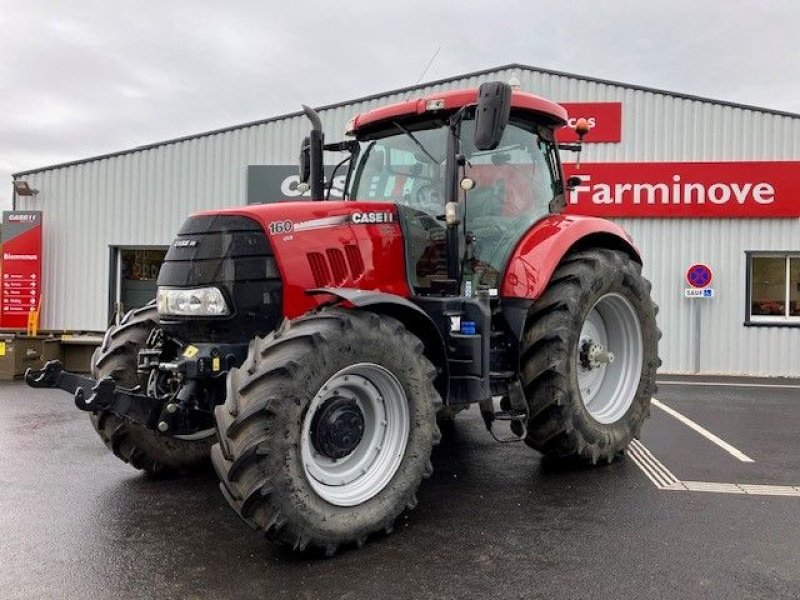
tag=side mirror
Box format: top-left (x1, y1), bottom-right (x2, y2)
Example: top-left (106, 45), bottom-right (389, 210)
top-left (299, 136), bottom-right (311, 183)
top-left (474, 81), bottom-right (513, 151)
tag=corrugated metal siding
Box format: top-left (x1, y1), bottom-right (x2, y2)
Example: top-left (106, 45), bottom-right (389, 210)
top-left (15, 66), bottom-right (800, 375)
top-left (617, 218), bottom-right (800, 376)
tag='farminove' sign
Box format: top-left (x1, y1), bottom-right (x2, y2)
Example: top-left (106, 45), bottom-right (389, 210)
top-left (563, 162), bottom-right (800, 217)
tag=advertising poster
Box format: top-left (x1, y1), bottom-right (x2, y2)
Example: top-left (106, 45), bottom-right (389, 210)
top-left (1, 211), bottom-right (43, 329)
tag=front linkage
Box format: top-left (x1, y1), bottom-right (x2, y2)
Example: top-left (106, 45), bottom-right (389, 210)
top-left (25, 340), bottom-right (245, 435)
top-left (26, 360), bottom-right (178, 431)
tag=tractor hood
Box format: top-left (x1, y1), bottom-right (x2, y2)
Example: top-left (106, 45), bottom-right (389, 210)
top-left (190, 202), bottom-right (412, 319)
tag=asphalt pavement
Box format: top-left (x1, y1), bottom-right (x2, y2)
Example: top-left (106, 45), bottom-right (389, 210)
top-left (1, 378), bottom-right (799, 600)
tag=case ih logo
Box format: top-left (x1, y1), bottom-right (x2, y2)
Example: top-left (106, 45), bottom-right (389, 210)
top-left (563, 161), bottom-right (800, 218)
top-left (7, 214), bottom-right (38, 223)
top-left (349, 211), bottom-right (394, 224)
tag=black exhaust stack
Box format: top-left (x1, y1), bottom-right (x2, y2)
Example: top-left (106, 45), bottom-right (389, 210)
top-left (301, 105), bottom-right (325, 200)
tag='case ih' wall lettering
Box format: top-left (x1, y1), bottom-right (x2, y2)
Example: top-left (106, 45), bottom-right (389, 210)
top-left (1, 211), bottom-right (43, 329)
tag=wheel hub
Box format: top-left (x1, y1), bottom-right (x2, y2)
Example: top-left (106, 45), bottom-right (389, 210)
top-left (300, 364), bottom-right (410, 507)
top-left (310, 397), bottom-right (365, 459)
top-left (576, 293), bottom-right (644, 424)
top-left (579, 339), bottom-right (615, 370)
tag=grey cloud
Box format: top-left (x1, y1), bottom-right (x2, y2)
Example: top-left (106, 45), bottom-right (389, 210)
top-left (2, 0), bottom-right (798, 209)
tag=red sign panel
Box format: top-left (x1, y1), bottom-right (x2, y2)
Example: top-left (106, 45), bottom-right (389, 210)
top-left (1, 211), bottom-right (42, 328)
top-left (563, 161), bottom-right (800, 218)
top-left (557, 102), bottom-right (622, 143)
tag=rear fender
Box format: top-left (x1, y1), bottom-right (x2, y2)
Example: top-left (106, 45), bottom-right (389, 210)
top-left (501, 214), bottom-right (641, 300)
top-left (307, 288), bottom-right (449, 402)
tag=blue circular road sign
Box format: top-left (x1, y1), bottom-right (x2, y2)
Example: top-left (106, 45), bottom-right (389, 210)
top-left (686, 264), bottom-right (713, 288)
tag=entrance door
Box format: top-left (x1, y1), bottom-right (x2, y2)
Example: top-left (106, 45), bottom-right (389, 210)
top-left (111, 247), bottom-right (167, 322)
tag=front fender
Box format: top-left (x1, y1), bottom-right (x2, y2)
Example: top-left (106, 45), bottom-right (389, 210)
top-left (501, 215), bottom-right (641, 300)
top-left (307, 288), bottom-right (449, 401)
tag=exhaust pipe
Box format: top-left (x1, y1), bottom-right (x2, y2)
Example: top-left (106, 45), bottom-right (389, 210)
top-left (302, 104), bottom-right (325, 201)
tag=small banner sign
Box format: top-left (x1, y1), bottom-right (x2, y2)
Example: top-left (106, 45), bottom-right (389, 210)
top-left (556, 103), bottom-right (622, 143)
top-left (1, 211), bottom-right (43, 329)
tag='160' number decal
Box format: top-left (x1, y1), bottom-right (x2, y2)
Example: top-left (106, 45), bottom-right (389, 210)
top-left (268, 220), bottom-right (293, 235)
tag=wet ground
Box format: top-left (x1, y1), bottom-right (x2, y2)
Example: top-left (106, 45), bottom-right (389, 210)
top-left (1, 377), bottom-right (799, 599)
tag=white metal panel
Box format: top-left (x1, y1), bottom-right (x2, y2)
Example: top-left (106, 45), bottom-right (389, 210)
top-left (617, 218), bottom-right (800, 376)
top-left (14, 66), bottom-right (800, 377)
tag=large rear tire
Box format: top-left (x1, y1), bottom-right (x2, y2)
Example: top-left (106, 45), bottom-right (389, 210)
top-left (212, 308), bottom-right (441, 555)
top-left (520, 249), bottom-right (659, 464)
top-left (91, 304), bottom-right (214, 477)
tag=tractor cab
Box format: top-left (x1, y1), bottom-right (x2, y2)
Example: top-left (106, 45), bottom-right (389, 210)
top-left (347, 106), bottom-right (564, 294)
top-left (302, 83), bottom-right (570, 296)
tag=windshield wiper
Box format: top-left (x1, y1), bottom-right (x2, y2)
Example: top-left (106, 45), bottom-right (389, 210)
top-left (392, 121), bottom-right (440, 164)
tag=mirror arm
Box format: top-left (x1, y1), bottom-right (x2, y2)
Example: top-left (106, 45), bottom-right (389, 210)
top-left (324, 140), bottom-right (358, 153)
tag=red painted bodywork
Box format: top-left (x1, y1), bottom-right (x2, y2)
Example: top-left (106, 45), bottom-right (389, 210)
top-left (349, 89), bottom-right (567, 133)
top-left (501, 214), bottom-right (640, 300)
top-left (189, 88), bottom-right (639, 316)
top-left (195, 202), bottom-right (411, 318)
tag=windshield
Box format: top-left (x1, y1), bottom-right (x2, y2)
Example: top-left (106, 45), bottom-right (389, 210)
top-left (349, 125), bottom-right (447, 214)
top-left (348, 117), bottom-right (560, 292)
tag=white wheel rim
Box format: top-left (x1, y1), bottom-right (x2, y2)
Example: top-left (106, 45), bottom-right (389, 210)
top-left (577, 293), bottom-right (643, 424)
top-left (301, 363), bottom-right (410, 507)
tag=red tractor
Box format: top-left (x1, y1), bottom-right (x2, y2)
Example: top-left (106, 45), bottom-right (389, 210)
top-left (27, 82), bottom-right (659, 554)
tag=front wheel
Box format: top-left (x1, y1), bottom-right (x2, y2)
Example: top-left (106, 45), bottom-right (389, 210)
top-left (520, 249), bottom-right (660, 464)
top-left (211, 308), bottom-right (441, 555)
top-left (91, 304), bottom-right (215, 476)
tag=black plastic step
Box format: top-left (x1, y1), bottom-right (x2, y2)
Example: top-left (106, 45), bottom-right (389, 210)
top-left (494, 409), bottom-right (526, 422)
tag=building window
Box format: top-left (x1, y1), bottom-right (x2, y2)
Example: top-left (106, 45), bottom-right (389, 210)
top-left (747, 253), bottom-right (800, 324)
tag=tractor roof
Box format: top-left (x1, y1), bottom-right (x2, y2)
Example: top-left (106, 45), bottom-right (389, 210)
top-left (347, 88), bottom-right (568, 135)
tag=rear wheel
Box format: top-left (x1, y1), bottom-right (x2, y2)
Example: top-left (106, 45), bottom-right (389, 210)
top-left (520, 249), bottom-right (659, 464)
top-left (212, 308), bottom-right (441, 555)
top-left (91, 304), bottom-right (214, 477)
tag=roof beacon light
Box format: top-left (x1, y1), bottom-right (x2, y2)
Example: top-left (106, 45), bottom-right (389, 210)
top-left (574, 117), bottom-right (591, 138)
top-left (573, 117), bottom-right (591, 168)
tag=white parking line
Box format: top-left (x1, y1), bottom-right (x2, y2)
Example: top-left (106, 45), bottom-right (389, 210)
top-left (658, 380), bottom-right (800, 390)
top-left (628, 442), bottom-right (800, 498)
top-left (651, 398), bottom-right (755, 463)
top-left (627, 439), bottom-right (685, 490)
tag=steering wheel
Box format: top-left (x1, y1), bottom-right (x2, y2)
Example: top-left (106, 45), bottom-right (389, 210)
top-left (468, 211), bottom-right (535, 275)
top-left (414, 184), bottom-right (444, 216)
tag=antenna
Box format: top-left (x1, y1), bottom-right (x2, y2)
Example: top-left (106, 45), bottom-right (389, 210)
top-left (405, 46), bottom-right (441, 101)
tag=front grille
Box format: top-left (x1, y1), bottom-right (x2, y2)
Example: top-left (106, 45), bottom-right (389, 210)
top-left (307, 252), bottom-right (331, 287)
top-left (344, 244), bottom-right (365, 279)
top-left (325, 248), bottom-right (348, 285)
top-left (157, 214), bottom-right (282, 343)
top-left (306, 244), bottom-right (365, 287)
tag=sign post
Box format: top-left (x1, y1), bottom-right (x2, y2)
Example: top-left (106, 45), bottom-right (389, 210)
top-left (1, 211), bottom-right (43, 329)
top-left (682, 263), bottom-right (714, 374)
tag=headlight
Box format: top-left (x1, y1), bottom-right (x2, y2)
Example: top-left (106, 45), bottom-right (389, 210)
top-left (157, 287), bottom-right (230, 317)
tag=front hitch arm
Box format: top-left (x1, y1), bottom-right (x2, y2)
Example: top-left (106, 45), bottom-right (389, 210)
top-left (25, 360), bottom-right (165, 430)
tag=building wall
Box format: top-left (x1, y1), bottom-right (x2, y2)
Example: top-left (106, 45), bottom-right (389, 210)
top-left (14, 66), bottom-right (800, 375)
top-left (620, 218), bottom-right (800, 375)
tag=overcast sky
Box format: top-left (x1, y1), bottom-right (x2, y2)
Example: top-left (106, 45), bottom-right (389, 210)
top-left (1, 0), bottom-right (799, 209)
